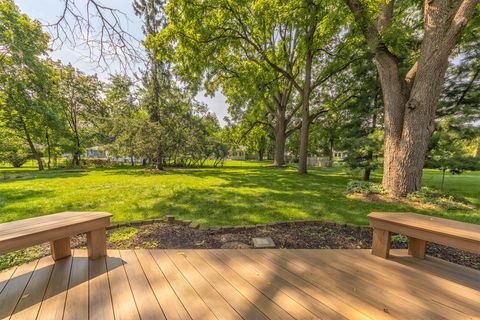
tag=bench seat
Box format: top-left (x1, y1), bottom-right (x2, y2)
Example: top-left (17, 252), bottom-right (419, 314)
top-left (0, 211), bottom-right (112, 260)
top-left (368, 212), bottom-right (480, 259)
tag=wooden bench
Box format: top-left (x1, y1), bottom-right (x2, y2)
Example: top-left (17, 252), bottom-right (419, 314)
top-left (368, 212), bottom-right (480, 259)
top-left (0, 211), bottom-right (112, 261)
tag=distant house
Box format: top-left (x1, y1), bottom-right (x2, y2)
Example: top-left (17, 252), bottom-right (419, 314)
top-left (85, 146), bottom-right (107, 158)
top-left (85, 146), bottom-right (141, 163)
top-left (229, 146), bottom-right (246, 160)
top-left (332, 150), bottom-right (347, 159)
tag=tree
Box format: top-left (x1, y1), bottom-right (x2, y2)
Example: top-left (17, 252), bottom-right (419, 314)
top-left (345, 0), bottom-right (480, 195)
top-left (426, 117), bottom-right (480, 189)
top-left (104, 74), bottom-right (141, 165)
top-left (440, 35), bottom-right (480, 123)
top-left (0, 127), bottom-right (30, 167)
top-left (134, 0), bottom-right (171, 170)
top-left (154, 0), bottom-right (356, 172)
top-left (54, 63), bottom-right (104, 166)
top-left (0, 0), bottom-right (53, 170)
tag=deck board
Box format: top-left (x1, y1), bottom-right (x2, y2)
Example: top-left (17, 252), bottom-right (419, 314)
top-left (63, 250), bottom-right (89, 320)
top-left (10, 256), bottom-right (54, 320)
top-left (1, 249), bottom-right (479, 320)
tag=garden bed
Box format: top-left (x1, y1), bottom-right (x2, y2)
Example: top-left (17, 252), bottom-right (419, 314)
top-left (2, 220), bottom-right (478, 271)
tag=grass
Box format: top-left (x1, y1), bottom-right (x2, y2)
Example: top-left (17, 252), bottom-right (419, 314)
top-left (0, 160), bottom-right (479, 226)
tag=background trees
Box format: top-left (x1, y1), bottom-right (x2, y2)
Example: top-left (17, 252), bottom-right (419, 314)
top-left (0, 0), bottom-right (56, 170)
top-left (1, 0), bottom-right (478, 200)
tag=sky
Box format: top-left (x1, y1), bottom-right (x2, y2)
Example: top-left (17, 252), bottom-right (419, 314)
top-left (15, 0), bottom-right (229, 126)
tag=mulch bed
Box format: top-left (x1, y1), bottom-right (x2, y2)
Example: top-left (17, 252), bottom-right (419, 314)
top-left (106, 221), bottom-right (480, 270)
top-left (5, 220), bottom-right (477, 271)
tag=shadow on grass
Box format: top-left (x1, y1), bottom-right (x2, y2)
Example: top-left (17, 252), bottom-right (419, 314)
top-left (147, 167), bottom-right (439, 226)
top-left (0, 169), bottom-right (88, 183)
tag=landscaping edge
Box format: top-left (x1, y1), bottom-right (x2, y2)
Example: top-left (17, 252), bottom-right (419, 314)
top-left (106, 215), bottom-right (371, 232)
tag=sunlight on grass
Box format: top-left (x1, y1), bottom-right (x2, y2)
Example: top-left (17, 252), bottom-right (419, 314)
top-left (0, 161), bottom-right (478, 225)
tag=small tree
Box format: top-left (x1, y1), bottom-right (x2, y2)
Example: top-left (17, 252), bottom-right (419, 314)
top-left (0, 129), bottom-right (31, 167)
top-left (344, 130), bottom-right (383, 181)
top-left (426, 117), bottom-right (480, 189)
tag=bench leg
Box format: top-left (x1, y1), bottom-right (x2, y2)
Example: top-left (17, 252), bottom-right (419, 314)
top-left (87, 228), bottom-right (107, 260)
top-left (408, 237), bottom-right (426, 259)
top-left (51, 237), bottom-right (71, 261)
top-left (371, 228), bottom-right (391, 258)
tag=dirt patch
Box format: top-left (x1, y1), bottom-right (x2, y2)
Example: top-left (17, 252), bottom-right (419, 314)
top-left (348, 193), bottom-right (439, 210)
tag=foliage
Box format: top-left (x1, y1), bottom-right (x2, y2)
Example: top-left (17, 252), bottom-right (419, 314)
top-left (0, 246), bottom-right (44, 271)
top-left (345, 180), bottom-right (384, 195)
top-left (426, 117), bottom-right (480, 189)
top-left (0, 0), bottom-right (56, 170)
top-left (0, 128), bottom-right (30, 167)
top-left (1, 149), bottom-right (29, 167)
top-left (407, 187), bottom-right (473, 211)
top-left (108, 227), bottom-right (139, 243)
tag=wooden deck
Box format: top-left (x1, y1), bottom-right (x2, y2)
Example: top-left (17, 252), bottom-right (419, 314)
top-left (1, 249), bottom-right (479, 319)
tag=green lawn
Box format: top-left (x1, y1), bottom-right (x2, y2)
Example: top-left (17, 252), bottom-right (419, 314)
top-left (0, 160), bottom-right (479, 225)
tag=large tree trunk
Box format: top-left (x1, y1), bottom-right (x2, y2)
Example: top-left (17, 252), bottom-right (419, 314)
top-left (258, 148), bottom-right (264, 161)
top-left (298, 47), bottom-right (314, 174)
top-left (327, 136), bottom-right (334, 166)
top-left (273, 109), bottom-right (286, 166)
top-left (20, 117), bottom-right (43, 171)
top-left (46, 129), bottom-right (51, 170)
top-left (346, 0), bottom-right (478, 196)
top-left (156, 144), bottom-right (163, 170)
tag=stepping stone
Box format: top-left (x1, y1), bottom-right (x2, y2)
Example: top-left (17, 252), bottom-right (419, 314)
top-left (188, 222), bottom-right (200, 229)
top-left (220, 234), bottom-right (244, 243)
top-left (252, 237), bottom-right (276, 248)
top-left (221, 241), bottom-right (250, 249)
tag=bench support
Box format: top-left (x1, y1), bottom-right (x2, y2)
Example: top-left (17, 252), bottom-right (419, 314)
top-left (87, 228), bottom-right (107, 259)
top-left (408, 237), bottom-right (426, 259)
top-left (51, 237), bottom-right (71, 261)
top-left (371, 228), bottom-right (391, 258)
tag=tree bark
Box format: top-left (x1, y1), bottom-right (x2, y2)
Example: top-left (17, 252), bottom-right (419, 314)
top-left (298, 45), bottom-right (314, 174)
top-left (327, 136), bottom-right (334, 166)
top-left (156, 144), bottom-right (163, 170)
top-left (345, 0), bottom-right (479, 196)
top-left (20, 117), bottom-right (43, 171)
top-left (258, 148), bottom-right (264, 161)
top-left (46, 129), bottom-right (51, 170)
top-left (273, 109), bottom-right (287, 166)
top-left (363, 166), bottom-right (371, 181)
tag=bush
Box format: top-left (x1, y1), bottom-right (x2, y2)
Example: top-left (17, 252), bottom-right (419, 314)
top-left (108, 227), bottom-right (138, 243)
top-left (1, 152), bottom-right (30, 167)
top-left (82, 158), bottom-right (111, 167)
top-left (407, 187), bottom-right (472, 210)
top-left (345, 180), bottom-right (384, 195)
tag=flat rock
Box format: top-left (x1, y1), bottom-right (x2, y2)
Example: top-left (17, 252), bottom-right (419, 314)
top-left (252, 237), bottom-right (276, 248)
top-left (221, 241), bottom-right (250, 249)
top-left (220, 233), bottom-right (244, 243)
top-left (188, 222), bottom-right (200, 229)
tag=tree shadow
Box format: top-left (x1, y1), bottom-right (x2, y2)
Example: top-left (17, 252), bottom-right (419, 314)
top-left (2, 254), bottom-right (123, 319)
top-left (150, 167), bottom-right (441, 225)
top-left (0, 189), bottom-right (54, 222)
top-left (0, 169), bottom-right (88, 183)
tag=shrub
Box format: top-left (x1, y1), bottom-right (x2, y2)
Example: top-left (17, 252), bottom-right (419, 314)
top-left (1, 152), bottom-right (30, 167)
top-left (82, 158), bottom-right (111, 167)
top-left (407, 187), bottom-right (472, 210)
top-left (108, 227), bottom-right (138, 243)
top-left (345, 180), bottom-right (384, 195)
top-left (0, 246), bottom-right (44, 271)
